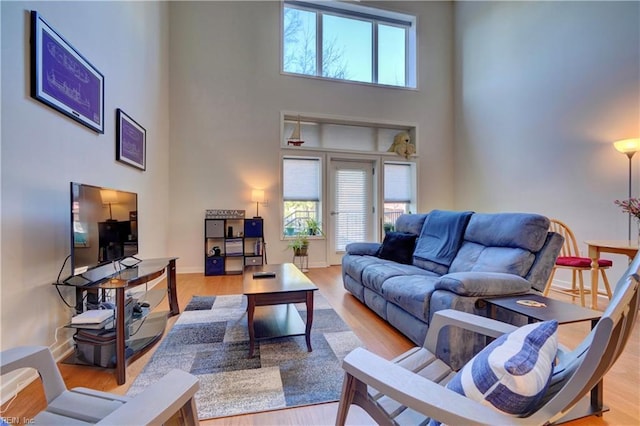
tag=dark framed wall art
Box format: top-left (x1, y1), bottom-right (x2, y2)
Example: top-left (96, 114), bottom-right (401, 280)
top-left (116, 109), bottom-right (146, 171)
top-left (30, 11), bottom-right (105, 133)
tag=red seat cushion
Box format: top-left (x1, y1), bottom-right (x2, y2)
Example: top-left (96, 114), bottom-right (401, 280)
top-left (556, 256), bottom-right (613, 268)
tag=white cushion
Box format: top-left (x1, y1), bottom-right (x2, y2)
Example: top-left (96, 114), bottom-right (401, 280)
top-left (430, 320), bottom-right (558, 424)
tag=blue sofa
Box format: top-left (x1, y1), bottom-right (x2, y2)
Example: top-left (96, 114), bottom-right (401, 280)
top-left (342, 211), bottom-right (563, 369)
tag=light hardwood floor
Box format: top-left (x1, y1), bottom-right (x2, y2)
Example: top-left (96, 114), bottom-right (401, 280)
top-left (2, 266), bottom-right (639, 425)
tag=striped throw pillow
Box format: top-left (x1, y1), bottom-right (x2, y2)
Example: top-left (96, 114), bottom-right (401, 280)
top-left (429, 320), bottom-right (558, 425)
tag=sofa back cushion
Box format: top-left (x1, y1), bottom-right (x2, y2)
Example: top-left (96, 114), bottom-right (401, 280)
top-left (464, 213), bottom-right (549, 252)
top-left (395, 213), bottom-right (428, 235)
top-left (449, 213), bottom-right (550, 276)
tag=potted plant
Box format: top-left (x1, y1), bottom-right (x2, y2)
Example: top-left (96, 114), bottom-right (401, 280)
top-left (383, 222), bottom-right (395, 234)
top-left (287, 232), bottom-right (309, 256)
top-left (306, 218), bottom-right (324, 236)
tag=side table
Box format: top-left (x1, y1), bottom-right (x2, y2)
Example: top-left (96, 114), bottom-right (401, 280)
top-left (484, 293), bottom-right (603, 423)
top-left (585, 240), bottom-right (639, 309)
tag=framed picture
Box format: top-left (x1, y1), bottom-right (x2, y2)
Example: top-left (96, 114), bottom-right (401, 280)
top-left (116, 109), bottom-right (146, 171)
top-left (30, 11), bottom-right (104, 133)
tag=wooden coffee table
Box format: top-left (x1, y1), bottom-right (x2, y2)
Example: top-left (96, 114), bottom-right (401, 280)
top-left (243, 263), bottom-right (318, 358)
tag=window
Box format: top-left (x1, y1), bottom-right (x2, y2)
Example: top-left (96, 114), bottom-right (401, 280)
top-left (282, 1), bottom-right (416, 88)
top-left (283, 157), bottom-right (322, 236)
top-left (384, 162), bottom-right (415, 227)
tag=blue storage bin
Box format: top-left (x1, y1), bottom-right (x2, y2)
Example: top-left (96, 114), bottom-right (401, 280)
top-left (244, 219), bottom-right (263, 238)
top-left (205, 256), bottom-right (225, 275)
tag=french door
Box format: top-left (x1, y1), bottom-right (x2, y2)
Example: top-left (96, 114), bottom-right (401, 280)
top-left (327, 159), bottom-right (376, 265)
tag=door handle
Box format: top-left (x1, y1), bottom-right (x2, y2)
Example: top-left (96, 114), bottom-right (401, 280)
top-left (330, 211), bottom-right (340, 216)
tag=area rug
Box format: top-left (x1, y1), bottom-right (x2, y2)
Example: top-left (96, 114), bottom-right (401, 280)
top-left (126, 293), bottom-right (363, 420)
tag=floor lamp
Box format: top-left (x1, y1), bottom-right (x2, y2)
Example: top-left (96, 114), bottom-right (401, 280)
top-left (100, 189), bottom-right (119, 221)
top-left (251, 189), bottom-right (265, 218)
top-left (613, 138), bottom-right (640, 241)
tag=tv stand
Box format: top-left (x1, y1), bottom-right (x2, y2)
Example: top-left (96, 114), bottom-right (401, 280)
top-left (59, 257), bottom-right (179, 385)
top-left (119, 255), bottom-right (142, 268)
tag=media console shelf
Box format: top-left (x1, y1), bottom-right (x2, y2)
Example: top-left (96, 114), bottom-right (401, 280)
top-left (58, 257), bottom-right (179, 385)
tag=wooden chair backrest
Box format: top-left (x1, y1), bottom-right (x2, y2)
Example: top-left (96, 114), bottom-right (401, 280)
top-left (549, 218), bottom-right (580, 257)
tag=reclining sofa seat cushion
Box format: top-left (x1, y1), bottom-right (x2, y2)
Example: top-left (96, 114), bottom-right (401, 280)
top-left (362, 262), bottom-right (437, 294)
top-left (381, 274), bottom-right (439, 322)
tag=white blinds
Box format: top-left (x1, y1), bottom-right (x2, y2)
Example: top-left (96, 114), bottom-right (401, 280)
top-left (283, 158), bottom-right (320, 201)
top-left (335, 168), bottom-right (368, 250)
top-left (384, 163), bottom-right (412, 203)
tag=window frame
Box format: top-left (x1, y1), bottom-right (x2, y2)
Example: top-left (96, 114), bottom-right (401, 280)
top-left (281, 0), bottom-right (417, 89)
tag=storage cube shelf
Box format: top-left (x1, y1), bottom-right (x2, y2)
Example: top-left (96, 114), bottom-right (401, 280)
top-left (204, 216), bottom-right (264, 275)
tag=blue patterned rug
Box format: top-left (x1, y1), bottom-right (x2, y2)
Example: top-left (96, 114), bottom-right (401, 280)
top-left (127, 293), bottom-right (363, 419)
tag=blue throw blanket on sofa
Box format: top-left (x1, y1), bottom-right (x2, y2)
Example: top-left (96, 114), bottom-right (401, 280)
top-left (414, 209), bottom-right (473, 267)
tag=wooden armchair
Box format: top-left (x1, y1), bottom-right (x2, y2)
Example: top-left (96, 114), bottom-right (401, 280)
top-left (336, 254), bottom-right (640, 426)
top-left (1, 346), bottom-right (200, 425)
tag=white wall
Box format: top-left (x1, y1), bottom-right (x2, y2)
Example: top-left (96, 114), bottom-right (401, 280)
top-left (0, 1), bottom-right (170, 356)
top-left (168, 1), bottom-right (455, 272)
top-left (453, 1), bottom-right (640, 283)
top-left (4, 0), bottom-right (635, 363)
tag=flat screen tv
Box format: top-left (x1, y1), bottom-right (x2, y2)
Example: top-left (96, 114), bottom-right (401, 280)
top-left (69, 182), bottom-right (138, 278)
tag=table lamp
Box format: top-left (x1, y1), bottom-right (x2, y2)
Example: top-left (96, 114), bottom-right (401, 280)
top-left (251, 189), bottom-right (265, 218)
top-left (613, 138), bottom-right (640, 240)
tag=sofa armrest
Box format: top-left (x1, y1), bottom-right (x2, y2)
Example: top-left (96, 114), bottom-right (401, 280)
top-left (436, 272), bottom-right (531, 296)
top-left (345, 242), bottom-right (381, 256)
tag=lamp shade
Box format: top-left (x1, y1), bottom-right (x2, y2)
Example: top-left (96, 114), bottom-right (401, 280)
top-left (100, 189), bottom-right (119, 204)
top-left (613, 138), bottom-right (640, 155)
top-left (251, 189), bottom-right (265, 203)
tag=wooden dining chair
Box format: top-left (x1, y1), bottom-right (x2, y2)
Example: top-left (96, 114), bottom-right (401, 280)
top-left (543, 219), bottom-right (613, 307)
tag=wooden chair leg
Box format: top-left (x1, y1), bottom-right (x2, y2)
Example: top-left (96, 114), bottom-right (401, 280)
top-left (601, 270), bottom-right (613, 299)
top-left (543, 267), bottom-right (557, 296)
top-left (577, 270), bottom-right (586, 307)
top-left (569, 270), bottom-right (578, 300)
top-left (184, 397), bottom-right (199, 425)
top-left (336, 373), bottom-right (357, 426)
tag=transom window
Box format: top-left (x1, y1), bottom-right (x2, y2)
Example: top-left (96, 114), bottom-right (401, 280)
top-left (282, 1), bottom-right (417, 88)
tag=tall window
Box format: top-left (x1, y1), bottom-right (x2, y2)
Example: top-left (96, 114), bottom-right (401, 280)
top-left (282, 1), bottom-right (416, 88)
top-left (283, 157), bottom-right (322, 236)
top-left (384, 162), bottom-right (415, 228)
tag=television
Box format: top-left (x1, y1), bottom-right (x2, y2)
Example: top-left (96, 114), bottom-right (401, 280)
top-left (69, 182), bottom-right (139, 279)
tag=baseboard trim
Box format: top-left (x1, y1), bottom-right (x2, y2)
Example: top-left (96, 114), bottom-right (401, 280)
top-left (546, 279), bottom-right (611, 301)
